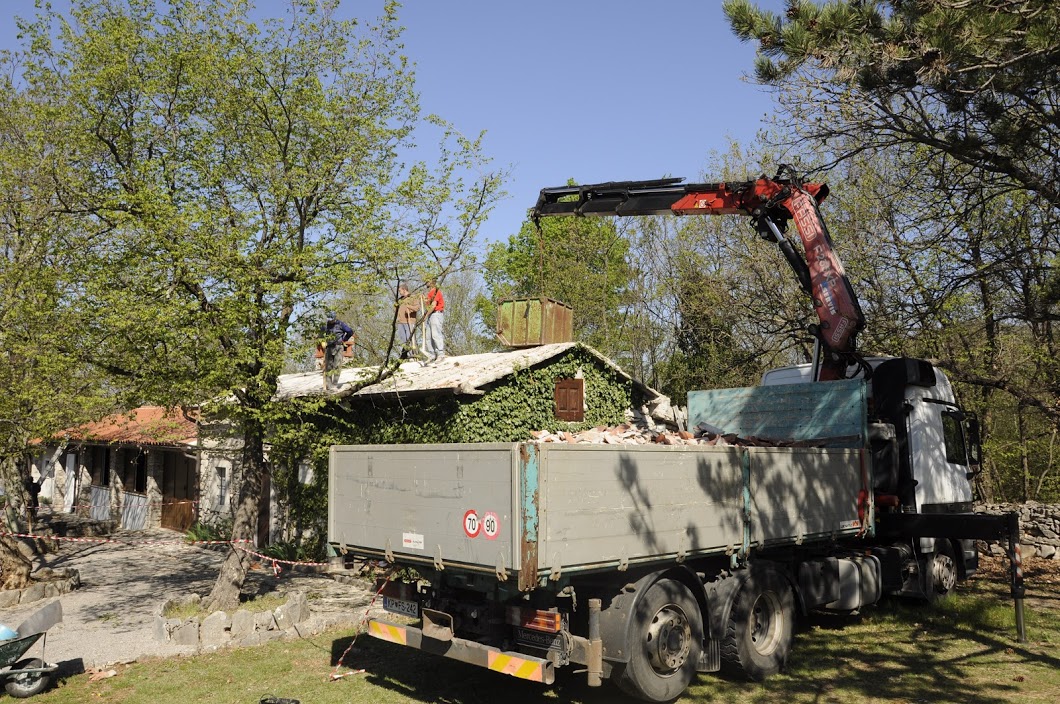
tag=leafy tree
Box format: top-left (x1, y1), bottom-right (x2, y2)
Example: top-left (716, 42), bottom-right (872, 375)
top-left (724, 0), bottom-right (1060, 501)
top-left (0, 67), bottom-right (115, 586)
top-left (481, 205), bottom-right (635, 357)
top-left (11, 0), bottom-right (502, 608)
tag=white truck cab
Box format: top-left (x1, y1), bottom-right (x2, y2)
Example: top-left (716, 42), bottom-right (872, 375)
top-left (760, 356), bottom-right (977, 511)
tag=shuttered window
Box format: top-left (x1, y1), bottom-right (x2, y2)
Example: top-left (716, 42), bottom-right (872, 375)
top-left (555, 378), bottom-right (585, 422)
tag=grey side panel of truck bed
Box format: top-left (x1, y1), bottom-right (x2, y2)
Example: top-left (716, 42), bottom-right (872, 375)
top-left (330, 442), bottom-right (868, 583)
top-left (535, 444), bottom-right (865, 573)
top-left (329, 443), bottom-right (521, 574)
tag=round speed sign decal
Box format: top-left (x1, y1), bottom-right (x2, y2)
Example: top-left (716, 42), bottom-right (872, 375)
top-left (462, 509), bottom-right (480, 538)
top-left (483, 511), bottom-right (500, 540)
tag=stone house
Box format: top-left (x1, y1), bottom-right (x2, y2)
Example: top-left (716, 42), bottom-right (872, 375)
top-left (28, 406), bottom-right (200, 531)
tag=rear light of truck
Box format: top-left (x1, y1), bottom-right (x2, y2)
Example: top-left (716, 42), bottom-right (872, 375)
top-left (506, 607), bottom-right (562, 633)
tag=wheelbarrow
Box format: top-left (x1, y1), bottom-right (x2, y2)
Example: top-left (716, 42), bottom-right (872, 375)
top-left (0, 601), bottom-right (62, 698)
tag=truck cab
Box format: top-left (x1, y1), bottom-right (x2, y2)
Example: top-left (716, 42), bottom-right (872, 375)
top-left (761, 356), bottom-right (982, 592)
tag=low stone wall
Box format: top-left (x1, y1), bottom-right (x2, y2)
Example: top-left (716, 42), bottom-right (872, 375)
top-left (976, 502), bottom-right (1060, 559)
top-left (0, 568), bottom-right (80, 609)
top-left (155, 591), bottom-right (311, 651)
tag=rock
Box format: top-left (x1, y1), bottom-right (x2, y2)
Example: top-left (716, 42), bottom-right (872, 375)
top-left (171, 619), bottom-right (200, 646)
top-left (153, 616), bottom-right (182, 643)
top-left (285, 591), bottom-right (308, 624)
top-left (1039, 544), bottom-right (1056, 559)
top-left (0, 590), bottom-right (19, 609)
top-left (19, 582), bottom-right (46, 605)
top-left (200, 611), bottom-right (231, 647)
top-left (254, 610), bottom-right (278, 631)
top-left (230, 609), bottom-right (255, 639)
top-left (236, 632), bottom-right (262, 648)
top-left (259, 629), bottom-right (285, 643)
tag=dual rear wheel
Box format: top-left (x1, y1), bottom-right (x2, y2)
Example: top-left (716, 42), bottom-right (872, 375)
top-left (614, 569), bottom-right (796, 702)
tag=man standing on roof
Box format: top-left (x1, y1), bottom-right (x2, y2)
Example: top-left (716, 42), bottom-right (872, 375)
top-left (395, 282), bottom-right (421, 361)
top-left (323, 311), bottom-right (353, 390)
top-left (424, 276), bottom-right (446, 364)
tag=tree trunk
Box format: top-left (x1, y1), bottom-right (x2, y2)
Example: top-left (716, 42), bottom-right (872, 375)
top-left (206, 419), bottom-right (265, 611)
top-left (0, 536), bottom-right (33, 591)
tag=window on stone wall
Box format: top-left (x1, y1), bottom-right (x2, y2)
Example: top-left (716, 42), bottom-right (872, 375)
top-left (555, 378), bottom-right (585, 422)
top-left (89, 446), bottom-right (110, 487)
top-left (216, 463), bottom-right (229, 507)
top-left (123, 450), bottom-right (147, 493)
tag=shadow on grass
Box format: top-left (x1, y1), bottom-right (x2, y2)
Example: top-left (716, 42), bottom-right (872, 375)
top-left (334, 588), bottom-right (1059, 704)
top-left (332, 636), bottom-right (626, 703)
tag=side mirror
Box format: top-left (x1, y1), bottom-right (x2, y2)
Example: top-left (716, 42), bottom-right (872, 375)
top-left (965, 414), bottom-right (982, 467)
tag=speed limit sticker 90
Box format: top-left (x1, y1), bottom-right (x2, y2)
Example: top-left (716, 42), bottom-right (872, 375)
top-left (463, 510), bottom-right (480, 538)
top-left (482, 511), bottom-right (500, 540)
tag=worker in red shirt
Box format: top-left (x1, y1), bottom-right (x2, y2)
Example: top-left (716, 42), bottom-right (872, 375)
top-left (424, 276), bottom-right (446, 364)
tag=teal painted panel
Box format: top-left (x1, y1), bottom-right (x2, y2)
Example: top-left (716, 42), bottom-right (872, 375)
top-left (687, 380), bottom-right (866, 447)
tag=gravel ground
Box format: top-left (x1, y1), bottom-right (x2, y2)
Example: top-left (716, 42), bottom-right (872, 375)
top-left (0, 529), bottom-right (376, 674)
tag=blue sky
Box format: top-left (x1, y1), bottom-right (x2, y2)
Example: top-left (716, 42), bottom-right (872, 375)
top-left (0, 0), bottom-right (784, 246)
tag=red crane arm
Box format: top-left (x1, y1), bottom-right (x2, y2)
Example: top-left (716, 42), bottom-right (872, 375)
top-left (531, 173), bottom-right (865, 381)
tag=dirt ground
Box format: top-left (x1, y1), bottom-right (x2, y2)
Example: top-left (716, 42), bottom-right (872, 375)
top-left (0, 528), bottom-right (376, 674)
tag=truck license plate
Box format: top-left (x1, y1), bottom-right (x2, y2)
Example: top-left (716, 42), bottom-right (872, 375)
top-left (383, 596), bottom-right (419, 618)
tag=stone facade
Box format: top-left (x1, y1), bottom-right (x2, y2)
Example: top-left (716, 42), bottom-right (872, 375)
top-left (976, 502), bottom-right (1060, 559)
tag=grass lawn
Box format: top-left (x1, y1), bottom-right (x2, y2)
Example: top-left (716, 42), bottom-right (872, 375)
top-left (26, 556), bottom-right (1060, 704)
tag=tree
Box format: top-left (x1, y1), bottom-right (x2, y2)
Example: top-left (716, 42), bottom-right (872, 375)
top-left (0, 66), bottom-right (114, 587)
top-left (724, 0), bottom-right (1060, 211)
top-left (481, 207), bottom-right (635, 358)
top-left (12, 0), bottom-right (502, 608)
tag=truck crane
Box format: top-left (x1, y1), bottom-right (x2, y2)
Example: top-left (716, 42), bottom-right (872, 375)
top-left (531, 165), bottom-right (867, 382)
top-left (327, 166), bottom-right (1027, 703)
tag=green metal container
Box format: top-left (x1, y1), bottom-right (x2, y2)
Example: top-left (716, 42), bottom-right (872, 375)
top-left (495, 297), bottom-right (573, 347)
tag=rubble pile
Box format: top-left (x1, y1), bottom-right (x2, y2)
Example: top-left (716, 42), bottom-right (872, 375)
top-left (530, 423), bottom-right (822, 448)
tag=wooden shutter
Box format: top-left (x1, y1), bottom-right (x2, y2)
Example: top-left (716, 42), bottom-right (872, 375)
top-left (554, 379), bottom-right (585, 422)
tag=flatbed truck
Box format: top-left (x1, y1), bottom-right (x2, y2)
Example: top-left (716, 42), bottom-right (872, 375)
top-left (328, 358), bottom-right (1025, 702)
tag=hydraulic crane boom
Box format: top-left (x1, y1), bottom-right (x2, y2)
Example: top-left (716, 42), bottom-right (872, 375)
top-left (531, 167), bottom-right (866, 381)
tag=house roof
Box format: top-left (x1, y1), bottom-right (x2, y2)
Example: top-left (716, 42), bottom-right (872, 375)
top-left (274, 343), bottom-right (675, 418)
top-left (57, 406), bottom-right (198, 448)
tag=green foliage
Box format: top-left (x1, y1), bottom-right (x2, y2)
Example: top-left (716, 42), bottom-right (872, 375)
top-left (481, 209), bottom-right (635, 356)
top-left (4, 0), bottom-right (503, 602)
top-left (185, 518), bottom-right (232, 544)
top-left (723, 0), bottom-right (1060, 210)
top-left (258, 538), bottom-right (325, 564)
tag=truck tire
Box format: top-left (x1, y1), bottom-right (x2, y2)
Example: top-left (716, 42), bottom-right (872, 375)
top-left (612, 579), bottom-right (703, 703)
top-left (721, 569), bottom-right (794, 681)
top-left (929, 539), bottom-right (958, 599)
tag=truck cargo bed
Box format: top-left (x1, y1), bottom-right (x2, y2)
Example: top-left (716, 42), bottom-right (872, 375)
top-left (329, 441), bottom-right (869, 590)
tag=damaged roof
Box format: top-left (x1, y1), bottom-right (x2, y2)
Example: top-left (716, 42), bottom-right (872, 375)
top-left (56, 406), bottom-right (198, 447)
top-left (274, 342), bottom-right (676, 420)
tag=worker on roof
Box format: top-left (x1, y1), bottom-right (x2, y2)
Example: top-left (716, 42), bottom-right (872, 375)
top-left (322, 311), bottom-right (353, 390)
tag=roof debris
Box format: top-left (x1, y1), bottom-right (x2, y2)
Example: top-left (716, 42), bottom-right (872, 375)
top-left (529, 422), bottom-right (842, 448)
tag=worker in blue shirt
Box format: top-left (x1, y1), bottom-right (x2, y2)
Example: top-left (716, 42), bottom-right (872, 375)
top-left (323, 312), bottom-right (353, 390)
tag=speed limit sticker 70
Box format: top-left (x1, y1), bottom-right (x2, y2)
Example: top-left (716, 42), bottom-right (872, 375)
top-left (463, 510), bottom-right (480, 538)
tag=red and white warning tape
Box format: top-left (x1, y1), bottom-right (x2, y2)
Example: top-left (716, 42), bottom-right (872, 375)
top-left (0, 530), bottom-right (241, 547)
top-left (329, 566), bottom-right (395, 682)
top-left (231, 543), bottom-right (329, 576)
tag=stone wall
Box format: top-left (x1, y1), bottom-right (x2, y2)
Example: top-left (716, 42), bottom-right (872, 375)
top-left (976, 502), bottom-right (1060, 559)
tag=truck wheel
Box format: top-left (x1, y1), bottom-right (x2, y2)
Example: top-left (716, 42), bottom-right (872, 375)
top-left (721, 569), bottom-right (794, 681)
top-left (929, 540), bottom-right (958, 599)
top-left (613, 579), bottom-right (703, 703)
